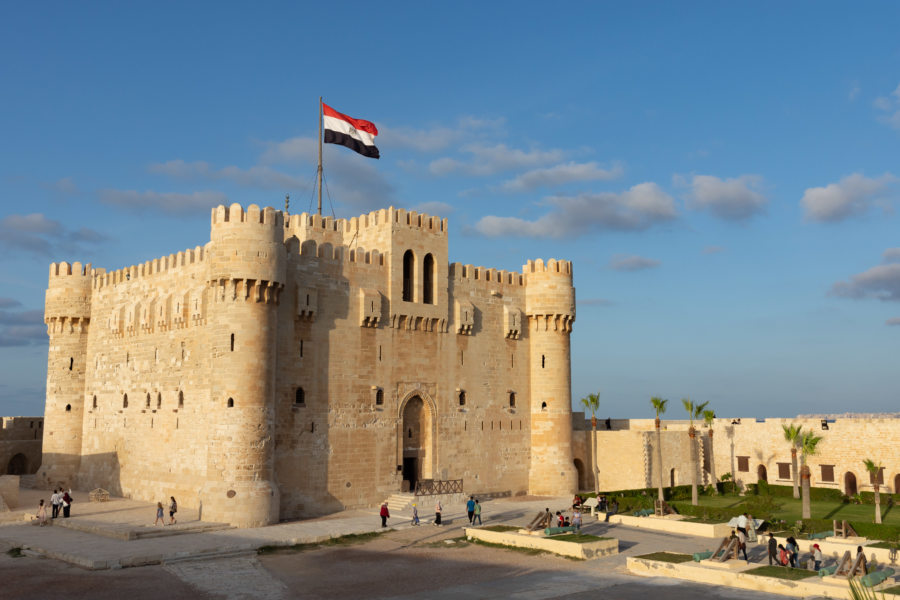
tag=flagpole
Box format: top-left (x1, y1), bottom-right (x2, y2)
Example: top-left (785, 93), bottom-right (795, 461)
top-left (317, 96), bottom-right (323, 216)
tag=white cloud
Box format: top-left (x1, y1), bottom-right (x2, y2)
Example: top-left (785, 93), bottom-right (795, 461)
top-left (873, 83), bottom-right (900, 130)
top-left (608, 254), bottom-right (660, 271)
top-left (887, 317), bottom-right (900, 326)
top-left (680, 174), bottom-right (767, 220)
top-left (849, 83), bottom-right (860, 102)
top-left (474, 182), bottom-right (677, 239)
top-left (499, 161), bottom-right (624, 192)
top-left (801, 173), bottom-right (896, 222)
top-left (429, 143), bottom-right (565, 177)
top-left (0, 213), bottom-right (107, 256)
top-left (702, 245), bottom-right (725, 255)
top-left (99, 189), bottom-right (229, 215)
top-left (883, 248), bottom-right (900, 263)
top-left (149, 160), bottom-right (307, 190)
top-left (829, 262), bottom-right (900, 301)
top-left (42, 177), bottom-right (78, 195)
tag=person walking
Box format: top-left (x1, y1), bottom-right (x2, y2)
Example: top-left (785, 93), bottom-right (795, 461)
top-left (785, 537), bottom-right (798, 568)
top-left (473, 499), bottom-right (482, 525)
top-left (380, 502), bottom-right (390, 527)
top-left (61, 489), bottom-right (73, 518)
top-left (434, 499), bottom-right (442, 526)
top-left (168, 496), bottom-right (177, 525)
top-left (572, 509), bottom-right (582, 531)
top-left (767, 533), bottom-right (778, 566)
top-left (812, 544), bottom-right (823, 571)
top-left (50, 489), bottom-right (60, 519)
top-left (154, 502), bottom-right (165, 526)
top-left (736, 528), bottom-right (749, 561)
top-left (778, 544), bottom-right (789, 566)
top-left (466, 496), bottom-right (476, 524)
top-left (36, 499), bottom-right (48, 526)
top-left (411, 503), bottom-right (420, 526)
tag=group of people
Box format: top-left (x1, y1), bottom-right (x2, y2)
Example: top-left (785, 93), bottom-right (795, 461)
top-left (154, 496), bottom-right (178, 526)
top-left (34, 488), bottom-right (74, 525)
top-left (379, 496), bottom-right (484, 528)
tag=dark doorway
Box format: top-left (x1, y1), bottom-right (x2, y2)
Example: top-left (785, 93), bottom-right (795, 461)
top-left (573, 458), bottom-right (587, 491)
top-left (670, 468), bottom-right (676, 488)
top-left (6, 453), bottom-right (27, 475)
top-left (757, 464), bottom-right (768, 483)
top-left (895, 473), bottom-right (900, 496)
top-left (403, 457), bottom-right (419, 492)
top-left (844, 471), bottom-right (858, 496)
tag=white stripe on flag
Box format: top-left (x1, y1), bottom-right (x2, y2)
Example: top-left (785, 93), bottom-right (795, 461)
top-left (323, 115), bottom-right (376, 147)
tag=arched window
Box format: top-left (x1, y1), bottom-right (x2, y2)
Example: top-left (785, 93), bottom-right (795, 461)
top-left (145, 393), bottom-right (151, 408)
top-left (542, 355), bottom-right (545, 368)
top-left (402, 250), bottom-right (414, 302)
top-left (423, 253), bottom-right (434, 304)
top-left (295, 388), bottom-right (305, 405)
top-left (178, 391), bottom-right (184, 409)
top-left (541, 401), bottom-right (547, 411)
top-left (123, 394), bottom-right (128, 408)
top-left (65, 404), bottom-right (71, 412)
top-left (508, 392), bottom-right (516, 408)
top-left (156, 393), bottom-right (162, 409)
top-left (227, 397), bottom-right (234, 408)
top-left (92, 396), bottom-right (97, 409)
top-left (458, 390), bottom-right (466, 406)
top-left (376, 389), bottom-right (384, 405)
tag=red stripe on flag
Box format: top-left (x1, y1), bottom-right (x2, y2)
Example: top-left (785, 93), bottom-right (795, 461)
top-left (322, 103), bottom-right (378, 136)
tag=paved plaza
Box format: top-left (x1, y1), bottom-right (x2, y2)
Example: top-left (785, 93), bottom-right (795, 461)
top-left (0, 490), bottom-right (808, 599)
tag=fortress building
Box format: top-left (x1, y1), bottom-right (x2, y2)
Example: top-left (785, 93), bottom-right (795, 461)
top-left (39, 203), bottom-right (577, 527)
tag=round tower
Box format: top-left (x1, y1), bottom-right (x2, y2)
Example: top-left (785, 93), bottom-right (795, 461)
top-left (524, 258), bottom-right (577, 496)
top-left (202, 203), bottom-right (286, 527)
top-left (39, 261), bottom-right (93, 487)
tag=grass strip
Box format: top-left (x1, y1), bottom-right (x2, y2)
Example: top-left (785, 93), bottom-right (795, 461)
top-left (258, 531), bottom-right (385, 555)
top-left (744, 566), bottom-right (815, 581)
top-left (482, 525), bottom-right (519, 532)
top-left (467, 538), bottom-right (583, 561)
top-left (634, 552), bottom-right (693, 563)
top-left (551, 533), bottom-right (610, 543)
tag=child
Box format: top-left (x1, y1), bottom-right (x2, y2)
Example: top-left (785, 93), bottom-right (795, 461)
top-left (155, 502), bottom-right (165, 526)
top-left (36, 499), bottom-right (48, 526)
top-left (411, 503), bottom-right (420, 526)
top-left (778, 544), bottom-right (789, 566)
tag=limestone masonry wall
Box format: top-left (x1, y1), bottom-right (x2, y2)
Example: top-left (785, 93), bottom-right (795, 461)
top-left (39, 203), bottom-right (577, 527)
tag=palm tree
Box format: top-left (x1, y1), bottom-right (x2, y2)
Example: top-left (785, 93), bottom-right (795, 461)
top-left (682, 398), bottom-right (709, 506)
top-left (650, 396), bottom-right (668, 503)
top-left (863, 459), bottom-right (884, 524)
top-left (702, 409), bottom-right (716, 492)
top-left (799, 431), bottom-right (823, 519)
top-left (782, 424), bottom-right (802, 499)
top-left (580, 391), bottom-right (601, 493)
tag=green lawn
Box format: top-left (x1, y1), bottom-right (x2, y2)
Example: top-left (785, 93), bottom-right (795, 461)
top-left (744, 566), bottom-right (815, 581)
top-left (635, 552), bottom-right (693, 563)
top-left (672, 496), bottom-right (899, 526)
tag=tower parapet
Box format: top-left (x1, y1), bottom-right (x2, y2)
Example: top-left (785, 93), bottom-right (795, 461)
top-left (40, 261), bottom-right (94, 487)
top-left (524, 258), bottom-right (577, 496)
top-left (203, 203), bottom-right (285, 527)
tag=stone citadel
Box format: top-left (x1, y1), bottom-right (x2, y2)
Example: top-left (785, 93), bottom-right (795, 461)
top-left (38, 203), bottom-right (578, 527)
top-left (34, 203), bottom-right (898, 528)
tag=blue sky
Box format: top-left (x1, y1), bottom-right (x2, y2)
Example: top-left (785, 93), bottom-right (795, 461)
top-left (1, 2), bottom-right (898, 419)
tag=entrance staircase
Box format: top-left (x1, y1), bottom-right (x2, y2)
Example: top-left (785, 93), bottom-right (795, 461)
top-left (383, 492), bottom-right (415, 514)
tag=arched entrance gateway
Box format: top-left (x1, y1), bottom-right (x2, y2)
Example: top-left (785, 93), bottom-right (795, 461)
top-left (757, 464), bottom-right (768, 483)
top-left (844, 471), bottom-right (858, 496)
top-left (6, 453), bottom-right (27, 475)
top-left (573, 459), bottom-right (587, 491)
top-left (400, 394), bottom-right (433, 493)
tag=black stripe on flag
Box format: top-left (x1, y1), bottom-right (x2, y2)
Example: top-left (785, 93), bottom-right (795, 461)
top-left (324, 130), bottom-right (380, 159)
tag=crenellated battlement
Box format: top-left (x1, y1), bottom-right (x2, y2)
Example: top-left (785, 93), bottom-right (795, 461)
top-left (288, 238), bottom-right (389, 269)
top-left (94, 245), bottom-right (207, 289)
top-left (212, 203), bottom-right (284, 228)
top-left (449, 263), bottom-right (525, 287)
top-left (285, 206), bottom-right (448, 238)
top-left (523, 258), bottom-right (573, 277)
top-left (49, 261), bottom-right (93, 278)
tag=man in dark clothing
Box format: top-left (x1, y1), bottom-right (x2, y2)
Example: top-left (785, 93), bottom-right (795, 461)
top-left (768, 533), bottom-right (778, 565)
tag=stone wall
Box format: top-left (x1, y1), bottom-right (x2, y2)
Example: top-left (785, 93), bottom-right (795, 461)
top-left (1, 417), bottom-right (43, 477)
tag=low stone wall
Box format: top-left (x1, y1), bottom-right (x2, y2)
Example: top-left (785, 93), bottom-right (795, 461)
top-left (465, 527), bottom-right (618, 559)
top-left (0, 476), bottom-right (19, 510)
top-left (607, 514), bottom-right (732, 538)
top-left (627, 555), bottom-right (897, 598)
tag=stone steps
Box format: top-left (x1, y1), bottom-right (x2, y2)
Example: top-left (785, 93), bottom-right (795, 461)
top-left (53, 518), bottom-right (233, 541)
top-left (384, 493), bottom-right (415, 513)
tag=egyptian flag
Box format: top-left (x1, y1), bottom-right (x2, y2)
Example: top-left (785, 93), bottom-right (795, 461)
top-left (323, 103), bottom-right (380, 159)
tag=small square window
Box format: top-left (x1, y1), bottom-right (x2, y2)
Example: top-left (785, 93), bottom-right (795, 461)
top-left (737, 456), bottom-right (750, 472)
top-left (777, 462), bottom-right (791, 480)
top-left (820, 465), bottom-right (835, 483)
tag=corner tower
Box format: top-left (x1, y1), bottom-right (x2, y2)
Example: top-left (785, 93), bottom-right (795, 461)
top-left (203, 203), bottom-right (285, 527)
top-left (39, 261), bottom-right (93, 487)
top-left (525, 258), bottom-right (577, 496)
